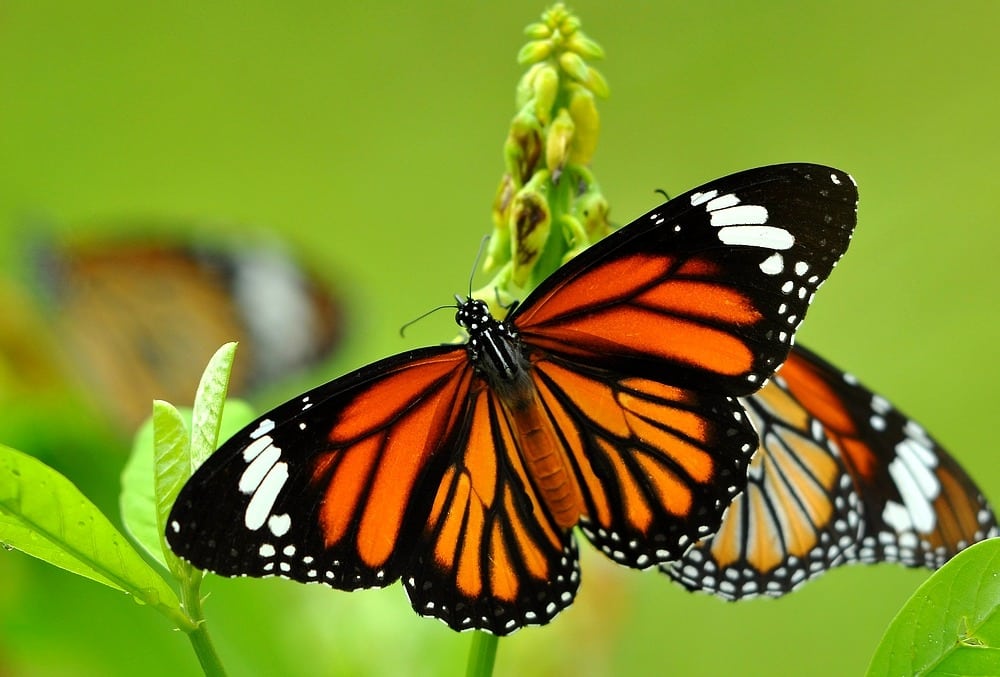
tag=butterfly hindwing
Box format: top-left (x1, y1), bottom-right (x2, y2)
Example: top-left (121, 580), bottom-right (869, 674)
top-left (529, 355), bottom-right (758, 567)
top-left (405, 379), bottom-right (580, 635)
top-left (514, 163), bottom-right (857, 397)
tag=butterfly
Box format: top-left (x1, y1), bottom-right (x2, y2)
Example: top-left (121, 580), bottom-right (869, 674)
top-left (166, 163), bottom-right (857, 635)
top-left (663, 343), bottom-right (998, 599)
top-left (31, 236), bottom-right (342, 428)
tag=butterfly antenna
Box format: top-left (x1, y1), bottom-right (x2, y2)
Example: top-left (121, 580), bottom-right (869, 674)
top-left (654, 188), bottom-right (672, 201)
top-left (399, 303), bottom-right (458, 338)
top-left (467, 235), bottom-right (491, 298)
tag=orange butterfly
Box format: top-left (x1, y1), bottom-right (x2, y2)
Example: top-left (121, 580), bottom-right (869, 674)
top-left (167, 164), bottom-right (856, 634)
top-left (34, 237), bottom-right (342, 428)
top-left (663, 344), bottom-right (997, 599)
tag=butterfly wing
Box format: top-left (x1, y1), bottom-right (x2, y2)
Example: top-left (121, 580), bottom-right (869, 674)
top-left (40, 239), bottom-right (342, 429)
top-left (662, 345), bottom-right (998, 599)
top-left (404, 375), bottom-right (580, 634)
top-left (514, 163), bottom-right (857, 396)
top-left (167, 346), bottom-right (470, 587)
top-left (511, 163), bottom-right (858, 567)
top-left (167, 345), bottom-right (582, 635)
top-left (525, 356), bottom-right (759, 567)
top-left (784, 346), bottom-right (998, 568)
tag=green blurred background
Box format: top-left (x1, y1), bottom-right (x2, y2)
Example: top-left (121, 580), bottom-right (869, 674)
top-left (2, 2), bottom-right (999, 675)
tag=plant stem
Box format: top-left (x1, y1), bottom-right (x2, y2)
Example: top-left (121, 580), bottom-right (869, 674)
top-left (181, 574), bottom-right (227, 677)
top-left (466, 631), bottom-right (499, 677)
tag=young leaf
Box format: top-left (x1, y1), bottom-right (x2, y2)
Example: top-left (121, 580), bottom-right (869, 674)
top-left (867, 538), bottom-right (1000, 675)
top-left (154, 400), bottom-right (195, 578)
top-left (0, 443), bottom-right (189, 628)
top-left (120, 407), bottom-right (179, 571)
top-left (190, 342), bottom-right (238, 469)
top-left (120, 399), bottom-right (254, 572)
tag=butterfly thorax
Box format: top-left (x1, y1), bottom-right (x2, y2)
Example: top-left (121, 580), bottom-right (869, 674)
top-left (456, 297), bottom-right (586, 529)
top-left (456, 298), bottom-right (527, 385)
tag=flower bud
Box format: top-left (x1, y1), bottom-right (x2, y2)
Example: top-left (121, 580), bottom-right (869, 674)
top-left (484, 175), bottom-right (516, 273)
top-left (523, 21), bottom-right (552, 40)
top-left (546, 107), bottom-right (575, 182)
top-left (531, 64), bottom-right (560, 126)
top-left (576, 191), bottom-right (611, 240)
top-left (567, 33), bottom-right (605, 60)
top-left (509, 173), bottom-right (552, 287)
top-left (567, 85), bottom-right (599, 165)
top-left (584, 65), bottom-right (610, 98)
top-left (515, 62), bottom-right (546, 110)
top-left (558, 51), bottom-right (589, 85)
top-left (504, 109), bottom-right (543, 185)
top-left (518, 39), bottom-right (554, 65)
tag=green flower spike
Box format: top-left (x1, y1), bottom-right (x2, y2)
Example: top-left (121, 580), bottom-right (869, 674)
top-left (475, 3), bottom-right (611, 311)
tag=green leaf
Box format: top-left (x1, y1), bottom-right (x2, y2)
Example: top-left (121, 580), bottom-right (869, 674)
top-left (190, 342), bottom-right (238, 470)
top-left (868, 538), bottom-right (1000, 675)
top-left (154, 401), bottom-right (194, 579)
top-left (121, 408), bottom-right (178, 571)
top-left (120, 399), bottom-right (254, 572)
top-left (0, 443), bottom-right (189, 628)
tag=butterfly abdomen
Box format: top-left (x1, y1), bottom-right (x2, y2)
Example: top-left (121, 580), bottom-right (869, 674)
top-left (458, 298), bottom-right (585, 530)
top-left (503, 383), bottom-right (586, 529)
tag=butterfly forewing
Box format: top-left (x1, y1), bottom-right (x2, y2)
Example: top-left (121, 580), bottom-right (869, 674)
top-left (662, 345), bottom-right (998, 599)
top-left (167, 346), bottom-right (470, 588)
top-left (514, 164), bottom-right (857, 396)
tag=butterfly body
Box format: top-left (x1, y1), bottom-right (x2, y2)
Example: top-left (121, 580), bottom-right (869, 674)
top-left (168, 163), bottom-right (860, 634)
top-left (458, 297), bottom-right (586, 528)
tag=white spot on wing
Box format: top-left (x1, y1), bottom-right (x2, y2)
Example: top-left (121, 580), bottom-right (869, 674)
top-left (268, 513), bottom-right (292, 537)
top-left (250, 419), bottom-right (276, 440)
top-left (239, 442), bottom-right (281, 493)
top-left (705, 193), bottom-right (741, 211)
top-left (710, 205), bottom-right (770, 228)
top-left (896, 439), bottom-right (940, 496)
top-left (759, 252), bottom-right (784, 275)
top-left (882, 501), bottom-right (913, 532)
top-left (717, 225), bottom-right (794, 250)
top-left (887, 451), bottom-right (937, 533)
top-left (242, 434), bottom-right (274, 463)
top-left (244, 462), bottom-right (289, 530)
top-left (690, 189), bottom-right (718, 206)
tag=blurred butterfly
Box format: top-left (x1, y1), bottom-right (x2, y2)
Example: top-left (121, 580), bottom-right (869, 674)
top-left (663, 344), bottom-right (997, 599)
top-left (34, 235), bottom-right (343, 429)
top-left (167, 163), bottom-right (857, 635)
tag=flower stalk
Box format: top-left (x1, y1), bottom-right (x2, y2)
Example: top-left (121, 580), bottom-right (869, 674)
top-left (475, 3), bottom-right (612, 312)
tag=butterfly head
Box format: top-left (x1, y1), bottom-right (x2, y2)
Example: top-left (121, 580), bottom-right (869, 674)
top-left (454, 297), bottom-right (493, 333)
